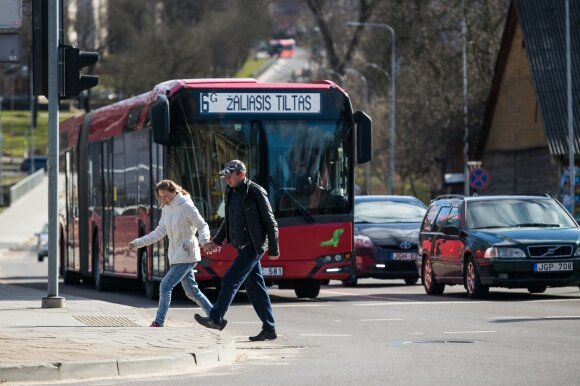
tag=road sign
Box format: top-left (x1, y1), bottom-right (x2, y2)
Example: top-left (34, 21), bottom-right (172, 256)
top-left (469, 167), bottom-right (490, 190)
top-left (0, 0), bottom-right (22, 28)
top-left (0, 33), bottom-right (20, 62)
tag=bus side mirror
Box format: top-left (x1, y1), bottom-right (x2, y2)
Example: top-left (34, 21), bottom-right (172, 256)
top-left (150, 95), bottom-right (171, 145)
top-left (354, 111), bottom-right (372, 164)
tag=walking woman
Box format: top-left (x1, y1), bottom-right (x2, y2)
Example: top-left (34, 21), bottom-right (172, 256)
top-left (129, 179), bottom-right (213, 327)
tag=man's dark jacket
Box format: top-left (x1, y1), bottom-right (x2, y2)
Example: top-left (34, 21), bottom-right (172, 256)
top-left (214, 179), bottom-right (279, 256)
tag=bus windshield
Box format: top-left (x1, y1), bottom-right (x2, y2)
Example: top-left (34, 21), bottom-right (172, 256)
top-left (169, 119), bottom-right (352, 226)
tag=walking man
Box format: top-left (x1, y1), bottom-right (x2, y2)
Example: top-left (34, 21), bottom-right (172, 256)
top-left (195, 160), bottom-right (280, 341)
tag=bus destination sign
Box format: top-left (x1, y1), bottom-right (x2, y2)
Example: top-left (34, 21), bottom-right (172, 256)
top-left (200, 92), bottom-right (321, 114)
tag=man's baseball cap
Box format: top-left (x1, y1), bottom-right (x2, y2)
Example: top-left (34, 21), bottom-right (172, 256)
top-left (218, 159), bottom-right (247, 176)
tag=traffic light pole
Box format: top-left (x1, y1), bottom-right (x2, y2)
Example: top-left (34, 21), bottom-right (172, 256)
top-left (42, 0), bottom-right (64, 309)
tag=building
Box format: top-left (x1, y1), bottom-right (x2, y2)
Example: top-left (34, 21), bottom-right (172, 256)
top-left (476, 0), bottom-right (579, 215)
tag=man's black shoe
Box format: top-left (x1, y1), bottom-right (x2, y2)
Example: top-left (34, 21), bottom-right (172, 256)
top-left (194, 314), bottom-right (227, 331)
top-left (249, 329), bottom-right (277, 341)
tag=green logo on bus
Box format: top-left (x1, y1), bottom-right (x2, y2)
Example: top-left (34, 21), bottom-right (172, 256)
top-left (320, 228), bottom-right (345, 248)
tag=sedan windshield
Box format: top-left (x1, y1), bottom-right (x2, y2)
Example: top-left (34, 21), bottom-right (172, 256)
top-left (466, 199), bottom-right (577, 229)
top-left (355, 201), bottom-right (427, 224)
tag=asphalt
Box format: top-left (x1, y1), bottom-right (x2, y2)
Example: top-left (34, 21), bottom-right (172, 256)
top-left (0, 176), bottom-right (236, 383)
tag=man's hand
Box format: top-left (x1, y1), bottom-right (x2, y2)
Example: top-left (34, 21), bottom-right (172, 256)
top-left (268, 254), bottom-right (280, 260)
top-left (128, 242), bottom-right (136, 251)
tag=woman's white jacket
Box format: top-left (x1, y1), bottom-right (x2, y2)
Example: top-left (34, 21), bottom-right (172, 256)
top-left (130, 193), bottom-right (210, 265)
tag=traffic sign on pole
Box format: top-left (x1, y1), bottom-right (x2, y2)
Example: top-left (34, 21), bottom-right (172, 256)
top-left (469, 167), bottom-right (490, 190)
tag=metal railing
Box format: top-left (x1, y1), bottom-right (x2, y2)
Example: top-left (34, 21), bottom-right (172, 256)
top-left (10, 169), bottom-right (45, 205)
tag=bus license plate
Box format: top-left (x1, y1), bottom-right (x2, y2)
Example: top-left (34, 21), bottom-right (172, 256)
top-left (392, 252), bottom-right (418, 261)
top-left (263, 267), bottom-right (284, 277)
top-left (534, 262), bottom-right (573, 272)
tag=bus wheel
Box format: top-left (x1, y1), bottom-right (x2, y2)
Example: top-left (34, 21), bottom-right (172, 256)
top-left (140, 249), bottom-right (159, 300)
top-left (294, 279), bottom-right (320, 299)
top-left (93, 238), bottom-right (111, 292)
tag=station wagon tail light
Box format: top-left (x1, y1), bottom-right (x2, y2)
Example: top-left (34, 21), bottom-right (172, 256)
top-left (354, 234), bottom-right (374, 249)
top-left (484, 247), bottom-right (526, 259)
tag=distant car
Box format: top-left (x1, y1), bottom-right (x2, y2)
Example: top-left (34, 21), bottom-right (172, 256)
top-left (352, 195), bottom-right (427, 285)
top-left (418, 194), bottom-right (580, 299)
top-left (35, 223), bottom-right (48, 262)
top-left (20, 156), bottom-right (47, 173)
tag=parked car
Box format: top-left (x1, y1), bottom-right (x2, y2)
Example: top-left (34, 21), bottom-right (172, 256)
top-left (417, 194), bottom-right (580, 299)
top-left (20, 156), bottom-right (47, 173)
top-left (351, 195), bottom-right (427, 285)
top-left (35, 223), bottom-right (49, 262)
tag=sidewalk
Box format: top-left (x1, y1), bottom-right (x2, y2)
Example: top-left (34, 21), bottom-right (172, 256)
top-left (0, 178), bottom-right (236, 383)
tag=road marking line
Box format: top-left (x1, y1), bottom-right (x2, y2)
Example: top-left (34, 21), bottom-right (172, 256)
top-left (490, 315), bottom-right (580, 320)
top-left (272, 304), bottom-right (330, 308)
top-left (407, 332), bottom-right (424, 335)
top-left (300, 334), bottom-right (352, 337)
top-left (360, 318), bottom-right (404, 322)
top-left (319, 289), bottom-right (404, 301)
top-left (443, 331), bottom-right (496, 334)
top-left (352, 300), bottom-right (483, 306)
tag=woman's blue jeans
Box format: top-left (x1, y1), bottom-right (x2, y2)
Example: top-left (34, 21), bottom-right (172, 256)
top-left (155, 263), bottom-right (212, 326)
top-left (209, 245), bottom-right (276, 332)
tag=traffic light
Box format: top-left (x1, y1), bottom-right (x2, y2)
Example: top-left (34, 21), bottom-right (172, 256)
top-left (61, 44), bottom-right (99, 99)
top-left (32, 0), bottom-right (48, 96)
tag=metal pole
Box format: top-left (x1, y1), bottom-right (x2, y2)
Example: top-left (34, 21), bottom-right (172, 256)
top-left (42, 0), bottom-right (65, 308)
top-left (0, 96), bottom-right (3, 207)
top-left (346, 22), bottom-right (396, 194)
top-left (566, 0), bottom-right (575, 218)
top-left (462, 0), bottom-right (470, 196)
top-left (29, 63), bottom-right (35, 171)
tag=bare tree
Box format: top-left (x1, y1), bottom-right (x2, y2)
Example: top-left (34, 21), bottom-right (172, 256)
top-left (306, 0), bottom-right (510, 198)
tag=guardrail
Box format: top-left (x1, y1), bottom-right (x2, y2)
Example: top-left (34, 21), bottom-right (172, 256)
top-left (10, 169), bottom-right (45, 205)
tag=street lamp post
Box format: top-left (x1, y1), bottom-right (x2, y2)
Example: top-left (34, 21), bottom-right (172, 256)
top-left (346, 21), bottom-right (397, 194)
top-left (345, 67), bottom-right (371, 194)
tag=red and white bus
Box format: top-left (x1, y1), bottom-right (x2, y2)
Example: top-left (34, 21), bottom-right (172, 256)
top-left (269, 38), bottom-right (296, 58)
top-left (58, 78), bottom-right (372, 299)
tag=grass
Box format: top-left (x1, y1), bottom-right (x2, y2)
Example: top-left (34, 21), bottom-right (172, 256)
top-left (1, 109), bottom-right (78, 158)
top-left (235, 57), bottom-right (270, 78)
top-left (1, 108), bottom-right (80, 199)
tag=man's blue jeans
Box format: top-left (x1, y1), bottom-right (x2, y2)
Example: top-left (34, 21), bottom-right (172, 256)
top-left (155, 263), bottom-right (212, 326)
top-left (209, 245), bottom-right (276, 332)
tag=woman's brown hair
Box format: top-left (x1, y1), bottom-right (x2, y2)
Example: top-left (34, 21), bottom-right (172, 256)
top-left (154, 179), bottom-right (189, 204)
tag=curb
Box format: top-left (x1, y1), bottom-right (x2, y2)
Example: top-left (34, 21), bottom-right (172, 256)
top-left (0, 333), bottom-right (236, 383)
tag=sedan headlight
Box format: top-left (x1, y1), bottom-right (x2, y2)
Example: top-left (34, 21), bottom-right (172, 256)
top-left (484, 247), bottom-right (526, 259)
top-left (575, 247), bottom-right (580, 257)
top-left (354, 234), bottom-right (374, 249)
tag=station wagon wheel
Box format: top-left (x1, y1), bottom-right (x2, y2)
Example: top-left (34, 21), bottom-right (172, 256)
top-left (423, 256), bottom-right (444, 295)
top-left (465, 256), bottom-right (489, 299)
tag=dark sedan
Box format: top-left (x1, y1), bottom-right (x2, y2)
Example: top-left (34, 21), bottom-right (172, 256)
top-left (352, 195), bottom-right (427, 285)
top-left (418, 195), bottom-right (580, 298)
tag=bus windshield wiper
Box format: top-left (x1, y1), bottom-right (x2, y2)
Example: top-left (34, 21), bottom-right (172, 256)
top-left (268, 177), bottom-right (315, 223)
